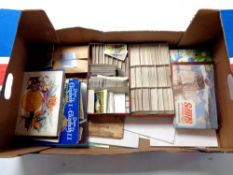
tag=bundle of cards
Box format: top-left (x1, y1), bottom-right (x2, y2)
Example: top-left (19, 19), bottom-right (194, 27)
top-left (88, 44), bottom-right (130, 115)
top-left (129, 44), bottom-right (174, 115)
top-left (91, 44), bottom-right (129, 76)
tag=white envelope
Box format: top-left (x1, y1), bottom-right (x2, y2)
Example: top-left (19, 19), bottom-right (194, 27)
top-left (150, 129), bottom-right (218, 147)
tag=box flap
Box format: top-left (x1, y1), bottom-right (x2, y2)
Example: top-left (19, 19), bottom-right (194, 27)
top-left (0, 9), bottom-right (21, 94)
top-left (57, 27), bottom-right (183, 45)
top-left (0, 146), bottom-right (50, 158)
top-left (18, 10), bottom-right (57, 43)
top-left (179, 9), bottom-right (221, 47)
top-left (220, 10), bottom-right (233, 73)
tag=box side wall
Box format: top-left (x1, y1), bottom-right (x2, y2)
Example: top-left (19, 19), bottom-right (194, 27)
top-left (179, 9), bottom-right (233, 150)
top-left (0, 146), bottom-right (50, 158)
top-left (213, 35), bottom-right (233, 149)
top-left (19, 10), bottom-right (57, 43)
top-left (179, 9), bottom-right (221, 47)
top-left (0, 10), bottom-right (57, 157)
top-left (0, 33), bottom-right (27, 148)
top-left (57, 27), bottom-right (183, 45)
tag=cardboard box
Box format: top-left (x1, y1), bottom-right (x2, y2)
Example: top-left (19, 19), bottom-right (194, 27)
top-left (0, 9), bottom-right (233, 157)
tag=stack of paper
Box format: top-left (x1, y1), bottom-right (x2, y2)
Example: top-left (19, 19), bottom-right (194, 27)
top-left (89, 116), bottom-right (218, 148)
top-left (124, 117), bottom-right (218, 148)
top-left (125, 117), bottom-right (175, 143)
top-left (90, 64), bottom-right (117, 77)
top-left (89, 130), bottom-right (139, 148)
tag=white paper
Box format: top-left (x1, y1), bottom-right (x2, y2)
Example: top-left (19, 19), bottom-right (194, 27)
top-left (139, 135), bottom-right (150, 139)
top-left (150, 129), bottom-right (218, 147)
top-left (107, 92), bottom-right (115, 113)
top-left (61, 60), bottom-right (78, 68)
top-left (0, 56), bottom-right (10, 64)
top-left (124, 117), bottom-right (175, 143)
top-left (227, 73), bottom-right (233, 100)
top-left (114, 93), bottom-right (126, 113)
top-left (34, 138), bottom-right (59, 143)
top-left (89, 130), bottom-right (139, 148)
top-left (87, 89), bottom-right (95, 113)
top-left (89, 143), bottom-right (110, 149)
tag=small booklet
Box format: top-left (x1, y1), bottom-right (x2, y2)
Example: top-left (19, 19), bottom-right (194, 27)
top-left (104, 44), bottom-right (128, 61)
top-left (95, 89), bottom-right (108, 113)
top-left (58, 79), bottom-right (80, 144)
top-left (15, 70), bottom-right (65, 137)
top-left (172, 64), bottom-right (218, 129)
top-left (170, 49), bottom-right (213, 62)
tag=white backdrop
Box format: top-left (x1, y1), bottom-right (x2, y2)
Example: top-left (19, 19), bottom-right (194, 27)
top-left (1, 0), bottom-right (233, 174)
top-left (1, 0), bottom-right (233, 31)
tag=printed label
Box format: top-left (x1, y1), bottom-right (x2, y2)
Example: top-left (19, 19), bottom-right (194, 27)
top-left (176, 100), bottom-right (196, 127)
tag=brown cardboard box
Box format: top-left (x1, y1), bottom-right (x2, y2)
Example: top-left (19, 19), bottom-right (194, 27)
top-left (0, 9), bottom-right (233, 157)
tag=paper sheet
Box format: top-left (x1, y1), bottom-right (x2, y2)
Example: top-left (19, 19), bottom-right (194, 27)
top-left (89, 130), bottom-right (139, 148)
top-left (114, 93), bottom-right (126, 113)
top-left (87, 90), bottom-right (94, 113)
top-left (150, 129), bottom-right (218, 147)
top-left (124, 117), bottom-right (175, 143)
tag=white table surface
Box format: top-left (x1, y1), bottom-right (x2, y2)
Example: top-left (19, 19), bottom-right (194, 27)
top-left (1, 0), bottom-right (233, 174)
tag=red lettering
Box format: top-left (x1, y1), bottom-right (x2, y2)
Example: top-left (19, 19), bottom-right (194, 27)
top-left (181, 102), bottom-right (193, 124)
